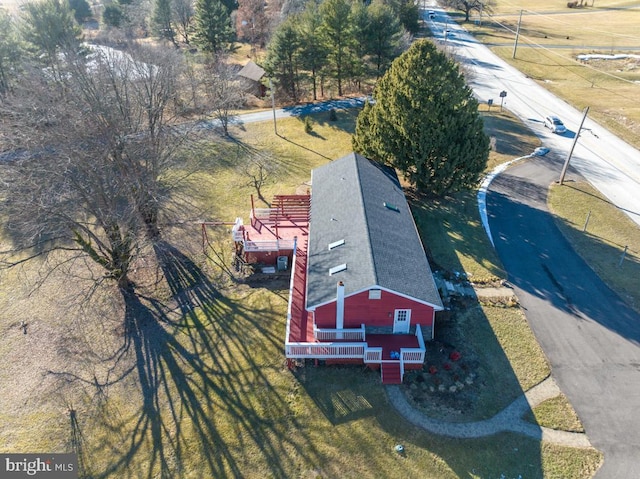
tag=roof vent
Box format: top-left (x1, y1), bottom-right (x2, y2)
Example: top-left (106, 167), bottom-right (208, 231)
top-left (329, 263), bottom-right (347, 275)
top-left (328, 239), bottom-right (345, 250)
top-left (384, 202), bottom-right (400, 212)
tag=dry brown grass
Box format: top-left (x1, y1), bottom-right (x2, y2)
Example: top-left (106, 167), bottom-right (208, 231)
top-left (0, 104), bottom-right (601, 479)
top-left (459, 0), bottom-right (640, 148)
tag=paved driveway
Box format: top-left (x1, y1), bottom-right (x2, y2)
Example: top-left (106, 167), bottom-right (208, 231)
top-left (487, 154), bottom-right (640, 478)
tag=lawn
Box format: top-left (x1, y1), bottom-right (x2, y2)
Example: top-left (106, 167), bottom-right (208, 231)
top-left (0, 109), bottom-right (603, 478)
top-left (548, 181), bottom-right (640, 313)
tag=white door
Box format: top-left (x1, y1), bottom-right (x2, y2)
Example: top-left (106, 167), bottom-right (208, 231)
top-left (393, 309), bottom-right (411, 334)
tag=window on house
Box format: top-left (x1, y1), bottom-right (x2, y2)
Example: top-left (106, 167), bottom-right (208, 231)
top-left (369, 289), bottom-right (381, 300)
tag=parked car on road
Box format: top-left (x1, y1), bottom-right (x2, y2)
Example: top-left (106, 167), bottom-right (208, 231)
top-left (544, 115), bottom-right (567, 134)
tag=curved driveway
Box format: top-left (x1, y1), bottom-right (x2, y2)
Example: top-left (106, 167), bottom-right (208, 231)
top-left (486, 155), bottom-right (640, 478)
top-left (424, 3), bottom-right (640, 475)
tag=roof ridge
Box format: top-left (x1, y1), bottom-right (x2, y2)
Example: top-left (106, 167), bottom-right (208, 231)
top-left (353, 153), bottom-right (379, 285)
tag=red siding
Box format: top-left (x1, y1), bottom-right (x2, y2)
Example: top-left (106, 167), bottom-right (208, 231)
top-left (314, 289), bottom-right (434, 329)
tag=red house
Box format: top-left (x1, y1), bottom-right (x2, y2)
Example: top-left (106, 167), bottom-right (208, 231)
top-left (232, 153), bottom-right (443, 384)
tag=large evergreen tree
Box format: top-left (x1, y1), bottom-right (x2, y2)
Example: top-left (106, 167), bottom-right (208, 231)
top-left (352, 39), bottom-right (489, 196)
top-left (193, 0), bottom-right (235, 53)
top-left (264, 17), bottom-right (302, 103)
top-left (68, 0), bottom-right (92, 23)
top-left (298, 2), bottom-right (328, 101)
top-left (382, 0), bottom-right (418, 35)
top-left (319, 0), bottom-right (353, 97)
top-left (349, 0), bottom-right (370, 83)
top-left (368, 2), bottom-right (403, 78)
top-left (20, 0), bottom-right (83, 77)
top-left (0, 11), bottom-right (23, 96)
top-left (152, 0), bottom-right (177, 45)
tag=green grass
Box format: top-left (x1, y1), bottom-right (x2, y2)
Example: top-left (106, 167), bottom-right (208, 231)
top-left (548, 181), bottom-right (640, 312)
top-left (481, 110), bottom-right (542, 170)
top-left (0, 109), bottom-right (604, 478)
top-left (412, 191), bottom-right (505, 283)
top-left (525, 394), bottom-right (585, 433)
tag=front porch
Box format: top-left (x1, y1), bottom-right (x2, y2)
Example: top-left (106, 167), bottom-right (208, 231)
top-left (285, 326), bottom-right (426, 384)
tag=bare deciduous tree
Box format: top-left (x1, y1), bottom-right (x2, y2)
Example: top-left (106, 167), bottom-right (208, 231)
top-left (172, 0), bottom-right (195, 44)
top-left (440, 0), bottom-right (494, 22)
top-left (236, 144), bottom-right (278, 206)
top-left (0, 43), bottom-right (193, 294)
top-left (201, 57), bottom-right (245, 136)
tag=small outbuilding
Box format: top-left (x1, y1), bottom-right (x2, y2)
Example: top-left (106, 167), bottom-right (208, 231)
top-left (236, 60), bottom-right (266, 97)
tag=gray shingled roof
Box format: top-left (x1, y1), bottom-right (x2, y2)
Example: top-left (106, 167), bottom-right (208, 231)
top-left (237, 61), bottom-right (265, 82)
top-left (305, 152), bottom-right (443, 311)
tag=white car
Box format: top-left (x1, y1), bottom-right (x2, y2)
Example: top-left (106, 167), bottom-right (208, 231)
top-left (544, 115), bottom-right (567, 134)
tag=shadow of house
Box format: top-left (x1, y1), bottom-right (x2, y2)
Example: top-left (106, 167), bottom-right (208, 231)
top-left (237, 61), bottom-right (266, 98)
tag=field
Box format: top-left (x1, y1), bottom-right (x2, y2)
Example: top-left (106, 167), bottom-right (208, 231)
top-left (457, 0), bottom-right (640, 148)
top-left (0, 107), bottom-right (604, 478)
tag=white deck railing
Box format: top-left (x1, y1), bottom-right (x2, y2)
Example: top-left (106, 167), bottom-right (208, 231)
top-left (243, 239), bottom-right (296, 252)
top-left (398, 324), bottom-right (426, 363)
top-left (314, 324), bottom-right (365, 341)
top-left (415, 324), bottom-right (426, 350)
top-left (400, 348), bottom-right (425, 363)
top-left (232, 217), bottom-right (244, 242)
top-left (252, 208), bottom-right (274, 220)
top-left (236, 214), bottom-right (296, 252)
top-left (285, 342), bottom-right (366, 358)
top-left (364, 347), bottom-right (382, 362)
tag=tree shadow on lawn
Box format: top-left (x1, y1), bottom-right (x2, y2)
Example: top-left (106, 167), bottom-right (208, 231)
top-left (294, 363), bottom-right (382, 426)
top-left (90, 241), bottom-right (322, 478)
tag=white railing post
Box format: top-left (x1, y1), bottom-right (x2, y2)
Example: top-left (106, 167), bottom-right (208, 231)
top-left (415, 323), bottom-right (426, 351)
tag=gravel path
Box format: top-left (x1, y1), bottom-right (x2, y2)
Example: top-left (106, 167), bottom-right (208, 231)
top-left (386, 376), bottom-right (592, 448)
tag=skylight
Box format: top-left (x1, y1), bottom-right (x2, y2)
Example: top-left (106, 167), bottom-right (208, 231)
top-left (384, 202), bottom-right (400, 212)
top-left (329, 264), bottom-right (347, 275)
top-left (328, 239), bottom-right (345, 250)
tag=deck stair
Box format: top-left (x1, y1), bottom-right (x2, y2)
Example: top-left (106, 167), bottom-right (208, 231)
top-left (381, 362), bottom-right (402, 385)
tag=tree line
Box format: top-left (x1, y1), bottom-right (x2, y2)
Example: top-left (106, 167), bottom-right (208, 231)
top-left (1, 0), bottom-right (418, 101)
top-left (264, 0), bottom-right (416, 102)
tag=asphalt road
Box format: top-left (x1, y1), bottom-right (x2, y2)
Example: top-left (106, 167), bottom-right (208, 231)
top-left (426, 6), bottom-right (640, 228)
top-left (487, 155), bottom-right (640, 477)
top-left (424, 3), bottom-right (640, 476)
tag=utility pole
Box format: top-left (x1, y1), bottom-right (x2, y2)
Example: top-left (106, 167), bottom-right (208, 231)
top-left (559, 106), bottom-right (589, 185)
top-left (479, 2), bottom-right (484, 26)
top-left (512, 10), bottom-right (523, 59)
top-left (269, 78), bottom-right (278, 136)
